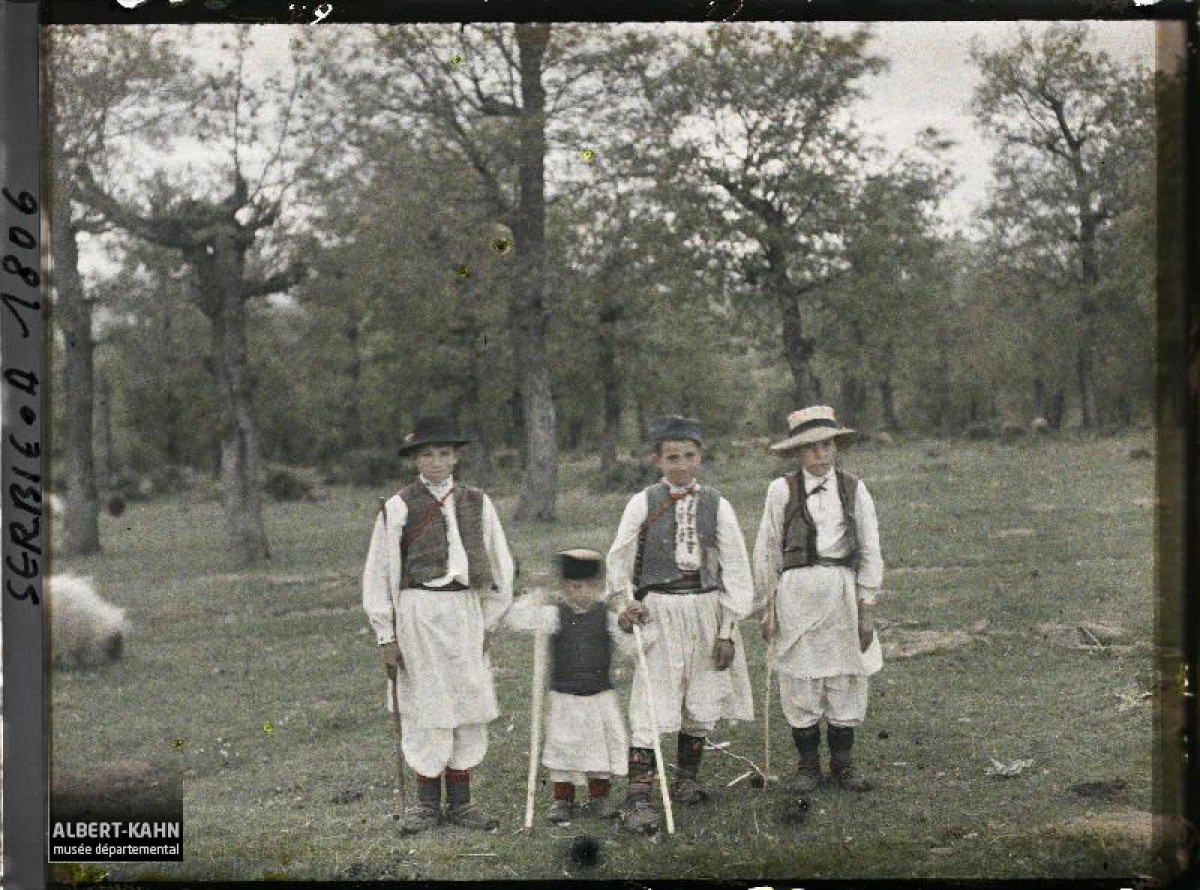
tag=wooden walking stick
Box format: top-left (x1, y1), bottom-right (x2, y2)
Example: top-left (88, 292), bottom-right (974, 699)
top-left (763, 596), bottom-right (777, 791)
top-left (379, 496), bottom-right (407, 820)
top-left (625, 583), bottom-right (675, 835)
top-left (389, 666), bottom-right (407, 819)
top-left (524, 627), bottom-right (549, 830)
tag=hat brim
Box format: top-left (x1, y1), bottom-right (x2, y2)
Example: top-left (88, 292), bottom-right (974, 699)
top-left (398, 436), bottom-right (472, 456)
top-left (769, 428), bottom-right (856, 454)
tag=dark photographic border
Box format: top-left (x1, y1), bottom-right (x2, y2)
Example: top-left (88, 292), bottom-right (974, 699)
top-left (5, 2), bottom-right (1195, 887)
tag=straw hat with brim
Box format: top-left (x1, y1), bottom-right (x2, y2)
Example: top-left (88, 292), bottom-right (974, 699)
top-left (397, 415), bottom-right (472, 455)
top-left (769, 406), bottom-right (857, 454)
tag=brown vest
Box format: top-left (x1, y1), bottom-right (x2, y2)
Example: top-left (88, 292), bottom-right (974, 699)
top-left (398, 480), bottom-right (493, 589)
top-left (781, 469), bottom-right (860, 571)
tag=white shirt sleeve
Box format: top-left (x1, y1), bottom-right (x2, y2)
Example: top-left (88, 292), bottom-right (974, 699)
top-left (480, 493), bottom-right (515, 631)
top-left (715, 496), bottom-right (753, 630)
top-left (606, 491), bottom-right (649, 601)
top-left (752, 477), bottom-right (789, 618)
top-left (505, 593), bottom-right (560, 634)
top-left (362, 495), bottom-right (407, 646)
top-left (853, 481), bottom-right (884, 599)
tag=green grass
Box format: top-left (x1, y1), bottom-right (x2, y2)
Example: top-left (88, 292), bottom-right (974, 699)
top-left (50, 434), bottom-right (1162, 881)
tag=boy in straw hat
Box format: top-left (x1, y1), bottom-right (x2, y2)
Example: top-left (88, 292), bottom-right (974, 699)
top-left (753, 405), bottom-right (883, 795)
top-left (608, 414), bottom-right (756, 834)
top-left (506, 549), bottom-right (629, 826)
top-left (362, 415), bottom-right (515, 833)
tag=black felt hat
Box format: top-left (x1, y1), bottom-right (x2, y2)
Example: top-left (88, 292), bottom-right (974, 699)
top-left (558, 549), bottom-right (604, 580)
top-left (648, 414), bottom-right (703, 447)
top-left (398, 415), bottom-right (471, 455)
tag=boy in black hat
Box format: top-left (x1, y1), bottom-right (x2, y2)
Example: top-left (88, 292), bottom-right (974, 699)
top-left (607, 415), bottom-right (756, 834)
top-left (507, 549), bottom-right (629, 826)
top-left (362, 416), bottom-right (515, 833)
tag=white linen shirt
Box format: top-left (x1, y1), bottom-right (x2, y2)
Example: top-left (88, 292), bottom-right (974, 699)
top-left (753, 468), bottom-right (883, 613)
top-left (362, 475), bottom-right (514, 646)
top-left (606, 480), bottom-right (753, 637)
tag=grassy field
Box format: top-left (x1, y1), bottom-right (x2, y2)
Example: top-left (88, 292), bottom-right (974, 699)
top-left (49, 434), bottom-right (1164, 882)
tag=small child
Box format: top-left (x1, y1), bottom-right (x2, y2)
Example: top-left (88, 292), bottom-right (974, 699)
top-left (507, 549), bottom-right (629, 826)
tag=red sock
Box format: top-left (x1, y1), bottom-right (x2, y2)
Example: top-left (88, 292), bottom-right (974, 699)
top-left (551, 781), bottom-right (576, 802)
top-left (587, 777), bottom-right (610, 799)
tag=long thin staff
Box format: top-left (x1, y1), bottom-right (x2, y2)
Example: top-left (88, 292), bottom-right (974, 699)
top-left (626, 583), bottom-right (675, 835)
top-left (524, 628), bottom-right (549, 830)
top-left (389, 669), bottom-right (406, 819)
top-left (763, 596), bottom-right (777, 790)
top-left (379, 496), bottom-right (407, 820)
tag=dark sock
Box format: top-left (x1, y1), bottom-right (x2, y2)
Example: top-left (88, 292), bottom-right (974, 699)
top-left (444, 768), bottom-right (470, 809)
top-left (677, 732), bottom-right (705, 779)
top-left (587, 777), bottom-right (610, 799)
top-left (627, 747), bottom-right (656, 798)
top-left (826, 724), bottom-right (854, 753)
top-left (551, 781), bottom-right (576, 802)
top-left (415, 773), bottom-right (441, 809)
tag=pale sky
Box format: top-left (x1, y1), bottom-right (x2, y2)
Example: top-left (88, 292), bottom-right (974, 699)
top-left (70, 20), bottom-right (1157, 279)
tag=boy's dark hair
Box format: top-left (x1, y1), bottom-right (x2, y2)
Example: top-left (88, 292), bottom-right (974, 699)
top-left (652, 438), bottom-right (704, 457)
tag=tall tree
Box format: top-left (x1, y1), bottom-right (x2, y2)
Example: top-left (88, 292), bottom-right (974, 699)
top-left (73, 28), bottom-right (312, 564)
top-left (45, 27), bottom-right (181, 555)
top-left (636, 24), bottom-right (886, 405)
top-left (971, 24), bottom-right (1153, 430)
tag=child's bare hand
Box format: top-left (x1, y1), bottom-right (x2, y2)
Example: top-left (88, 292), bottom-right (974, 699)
top-left (712, 637), bottom-right (735, 670)
top-left (380, 641), bottom-right (403, 676)
top-left (618, 602), bottom-right (650, 633)
top-left (857, 601), bottom-right (875, 652)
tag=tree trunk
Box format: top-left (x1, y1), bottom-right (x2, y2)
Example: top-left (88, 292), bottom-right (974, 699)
top-left (204, 270), bottom-right (270, 566)
top-left (53, 184), bottom-right (101, 555)
top-left (97, 372), bottom-right (115, 486)
top-left (511, 23), bottom-right (557, 521)
top-left (878, 340), bottom-right (902, 432)
top-left (1076, 337), bottom-right (1097, 433)
top-left (765, 239), bottom-right (818, 406)
top-left (461, 318), bottom-right (494, 488)
top-left (1032, 378), bottom-right (1046, 420)
top-left (597, 300), bottom-right (622, 489)
top-left (344, 322), bottom-right (364, 451)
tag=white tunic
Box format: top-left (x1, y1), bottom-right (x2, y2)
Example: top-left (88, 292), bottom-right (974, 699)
top-left (607, 481), bottom-right (756, 729)
top-left (752, 469), bottom-right (884, 679)
top-left (362, 475), bottom-right (514, 728)
top-left (507, 596), bottom-right (629, 776)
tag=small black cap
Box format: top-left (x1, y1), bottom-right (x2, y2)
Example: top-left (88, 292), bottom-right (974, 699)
top-left (558, 548), bottom-right (603, 580)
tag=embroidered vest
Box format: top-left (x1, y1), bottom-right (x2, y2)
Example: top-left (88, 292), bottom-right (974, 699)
top-left (398, 480), bottom-right (493, 589)
top-left (550, 602), bottom-right (613, 696)
top-left (781, 469), bottom-right (860, 571)
top-left (635, 483), bottom-right (721, 593)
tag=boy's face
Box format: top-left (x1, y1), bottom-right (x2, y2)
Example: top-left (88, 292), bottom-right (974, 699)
top-left (415, 444), bottom-right (460, 483)
top-left (655, 439), bottom-right (703, 488)
top-left (798, 439), bottom-right (837, 477)
top-left (562, 577), bottom-right (603, 609)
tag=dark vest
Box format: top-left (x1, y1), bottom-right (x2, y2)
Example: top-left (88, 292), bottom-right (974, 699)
top-left (781, 469), bottom-right (860, 571)
top-left (635, 483), bottom-right (721, 593)
top-left (398, 480), bottom-right (493, 589)
top-left (550, 602), bottom-right (612, 696)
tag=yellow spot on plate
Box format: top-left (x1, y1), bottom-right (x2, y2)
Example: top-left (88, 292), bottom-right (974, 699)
top-left (263, 722), bottom-right (275, 734)
top-left (579, 148), bottom-right (596, 163)
top-left (170, 738), bottom-right (188, 750)
top-left (450, 52), bottom-right (464, 66)
top-left (455, 265), bottom-right (471, 278)
top-left (490, 238), bottom-right (511, 256)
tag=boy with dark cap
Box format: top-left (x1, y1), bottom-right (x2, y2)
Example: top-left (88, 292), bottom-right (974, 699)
top-left (362, 415), bottom-right (515, 833)
top-left (753, 406), bottom-right (883, 796)
top-left (607, 415), bottom-right (755, 834)
top-left (507, 549), bottom-right (629, 826)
